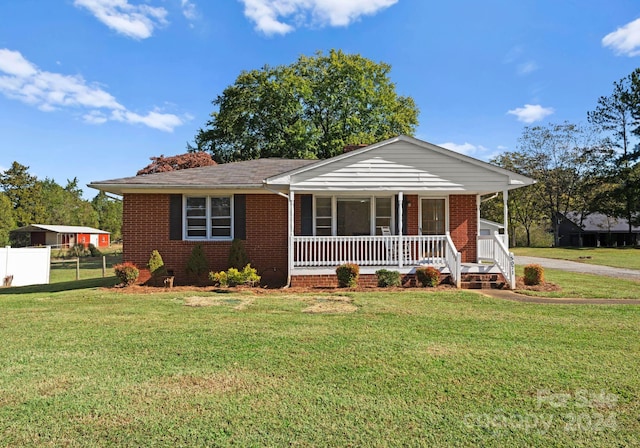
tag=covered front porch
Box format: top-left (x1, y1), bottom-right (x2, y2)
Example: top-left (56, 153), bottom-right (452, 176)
top-left (263, 135), bottom-right (534, 289)
top-left (291, 231), bottom-right (515, 288)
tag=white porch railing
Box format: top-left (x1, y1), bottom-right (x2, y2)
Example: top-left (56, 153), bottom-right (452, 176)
top-left (478, 232), bottom-right (515, 289)
top-left (292, 234), bottom-right (462, 285)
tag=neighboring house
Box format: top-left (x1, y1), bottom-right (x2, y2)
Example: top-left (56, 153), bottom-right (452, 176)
top-left (89, 135), bottom-right (534, 288)
top-left (479, 219), bottom-right (505, 236)
top-left (11, 224), bottom-right (111, 248)
top-left (557, 212), bottom-right (640, 247)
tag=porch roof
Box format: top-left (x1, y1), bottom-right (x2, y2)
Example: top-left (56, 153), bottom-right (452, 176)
top-left (266, 135), bottom-right (535, 194)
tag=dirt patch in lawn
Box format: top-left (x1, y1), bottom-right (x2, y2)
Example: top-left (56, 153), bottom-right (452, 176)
top-left (183, 296), bottom-right (254, 310)
top-left (302, 295), bottom-right (358, 314)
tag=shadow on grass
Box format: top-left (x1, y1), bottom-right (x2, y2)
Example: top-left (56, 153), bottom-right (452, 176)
top-left (0, 276), bottom-right (118, 295)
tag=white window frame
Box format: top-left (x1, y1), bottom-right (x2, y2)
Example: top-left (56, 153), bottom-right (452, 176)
top-left (313, 195), bottom-right (395, 236)
top-left (184, 195), bottom-right (234, 241)
top-left (418, 196), bottom-right (449, 235)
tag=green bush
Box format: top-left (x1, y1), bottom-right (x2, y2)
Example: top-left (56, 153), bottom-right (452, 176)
top-left (148, 250), bottom-right (168, 278)
top-left (67, 245), bottom-right (89, 258)
top-left (88, 244), bottom-right (102, 257)
top-left (336, 263), bottom-right (359, 288)
top-left (415, 266), bottom-right (440, 287)
top-left (209, 264), bottom-right (261, 287)
top-left (524, 264), bottom-right (544, 285)
top-left (228, 239), bottom-right (249, 269)
top-left (376, 269), bottom-right (401, 287)
top-left (185, 244), bottom-right (209, 282)
top-left (114, 262), bottom-right (139, 286)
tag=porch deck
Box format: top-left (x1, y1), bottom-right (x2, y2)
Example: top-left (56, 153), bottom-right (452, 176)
top-left (290, 233), bottom-right (515, 288)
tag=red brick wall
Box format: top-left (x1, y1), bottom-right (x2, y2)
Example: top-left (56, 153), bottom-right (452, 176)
top-left (405, 195), bottom-right (419, 235)
top-left (122, 193), bottom-right (288, 285)
top-left (449, 194), bottom-right (478, 262)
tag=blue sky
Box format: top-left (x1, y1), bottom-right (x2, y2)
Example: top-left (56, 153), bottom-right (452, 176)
top-left (1, 0), bottom-right (639, 199)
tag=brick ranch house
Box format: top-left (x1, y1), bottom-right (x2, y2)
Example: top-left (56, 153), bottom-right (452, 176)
top-left (89, 135), bottom-right (534, 288)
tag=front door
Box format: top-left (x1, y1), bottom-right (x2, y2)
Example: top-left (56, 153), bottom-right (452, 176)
top-left (421, 198), bottom-right (446, 235)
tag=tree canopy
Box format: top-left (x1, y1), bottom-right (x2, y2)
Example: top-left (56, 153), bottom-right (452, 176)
top-left (193, 49), bottom-right (419, 163)
top-left (137, 152), bottom-right (217, 175)
top-left (0, 163), bottom-right (122, 246)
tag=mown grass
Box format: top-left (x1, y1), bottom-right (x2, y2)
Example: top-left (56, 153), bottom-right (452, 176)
top-left (514, 266), bottom-right (640, 299)
top-left (49, 253), bottom-right (123, 283)
top-left (0, 286), bottom-right (638, 446)
top-left (512, 246), bottom-right (640, 270)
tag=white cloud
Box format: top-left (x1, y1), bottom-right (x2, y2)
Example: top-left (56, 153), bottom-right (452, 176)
top-left (181, 0), bottom-right (198, 20)
top-left (111, 109), bottom-right (185, 132)
top-left (74, 0), bottom-right (168, 39)
top-left (438, 142), bottom-right (488, 156)
top-left (239, 0), bottom-right (398, 35)
top-left (0, 48), bottom-right (185, 132)
top-left (602, 17), bottom-right (640, 56)
top-left (507, 104), bottom-right (554, 123)
top-left (517, 61), bottom-right (538, 75)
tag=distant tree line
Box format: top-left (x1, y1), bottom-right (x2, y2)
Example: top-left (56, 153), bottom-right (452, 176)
top-left (484, 68), bottom-right (640, 247)
top-left (0, 162), bottom-right (122, 246)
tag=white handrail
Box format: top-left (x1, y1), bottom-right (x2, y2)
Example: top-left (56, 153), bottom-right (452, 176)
top-left (293, 235), bottom-right (450, 268)
top-left (444, 232), bottom-right (461, 288)
top-left (491, 232), bottom-right (516, 289)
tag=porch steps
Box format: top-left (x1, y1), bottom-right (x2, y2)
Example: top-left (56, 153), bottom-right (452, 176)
top-left (459, 273), bottom-right (506, 290)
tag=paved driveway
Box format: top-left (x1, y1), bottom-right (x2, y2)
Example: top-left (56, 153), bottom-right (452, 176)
top-left (515, 256), bottom-right (640, 282)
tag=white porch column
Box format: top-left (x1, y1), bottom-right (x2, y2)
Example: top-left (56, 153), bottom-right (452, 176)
top-left (398, 192), bottom-right (403, 267)
top-left (503, 189), bottom-right (509, 248)
top-left (288, 191), bottom-right (295, 283)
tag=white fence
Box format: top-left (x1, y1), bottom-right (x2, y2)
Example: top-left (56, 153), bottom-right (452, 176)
top-left (0, 246), bottom-right (51, 287)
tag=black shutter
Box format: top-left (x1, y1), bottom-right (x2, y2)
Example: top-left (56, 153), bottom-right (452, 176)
top-left (234, 194), bottom-right (246, 240)
top-left (301, 194), bottom-right (313, 236)
top-left (394, 195), bottom-right (409, 235)
top-left (169, 195), bottom-right (182, 240)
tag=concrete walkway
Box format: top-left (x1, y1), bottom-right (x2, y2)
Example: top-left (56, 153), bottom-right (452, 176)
top-left (515, 256), bottom-right (640, 282)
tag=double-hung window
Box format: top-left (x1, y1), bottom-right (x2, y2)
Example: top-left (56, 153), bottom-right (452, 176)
top-left (185, 196), bottom-right (232, 239)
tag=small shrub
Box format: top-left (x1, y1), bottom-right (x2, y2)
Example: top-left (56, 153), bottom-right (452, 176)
top-left (416, 266), bottom-right (440, 287)
top-left (88, 244), bottom-right (102, 257)
top-left (209, 264), bottom-right (261, 287)
top-left (67, 245), bottom-right (89, 258)
top-left (524, 264), bottom-right (544, 286)
top-left (336, 263), bottom-right (359, 288)
top-left (209, 270), bottom-right (229, 287)
top-left (114, 262), bottom-right (139, 286)
top-left (228, 239), bottom-right (249, 269)
top-left (376, 269), bottom-right (401, 287)
top-left (148, 249), bottom-right (168, 278)
top-left (185, 244), bottom-right (209, 282)
top-left (241, 264), bottom-right (260, 286)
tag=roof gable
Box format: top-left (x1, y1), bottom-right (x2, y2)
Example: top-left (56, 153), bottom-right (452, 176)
top-left (266, 135), bottom-right (534, 193)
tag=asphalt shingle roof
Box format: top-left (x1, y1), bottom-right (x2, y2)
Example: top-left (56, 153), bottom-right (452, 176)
top-left (89, 158), bottom-right (317, 190)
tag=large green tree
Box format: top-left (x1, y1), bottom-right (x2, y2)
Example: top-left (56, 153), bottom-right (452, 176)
top-left (504, 123), bottom-right (606, 247)
top-left (193, 49), bottom-right (419, 162)
top-left (0, 193), bottom-right (15, 246)
top-left (91, 191), bottom-right (123, 239)
top-left (0, 162), bottom-right (47, 227)
top-left (588, 70), bottom-right (640, 240)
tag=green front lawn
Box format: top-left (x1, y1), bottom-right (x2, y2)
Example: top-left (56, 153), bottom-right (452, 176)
top-left (514, 266), bottom-right (640, 299)
top-left (0, 286), bottom-right (637, 446)
top-left (512, 247), bottom-right (640, 270)
top-left (49, 253), bottom-right (123, 283)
